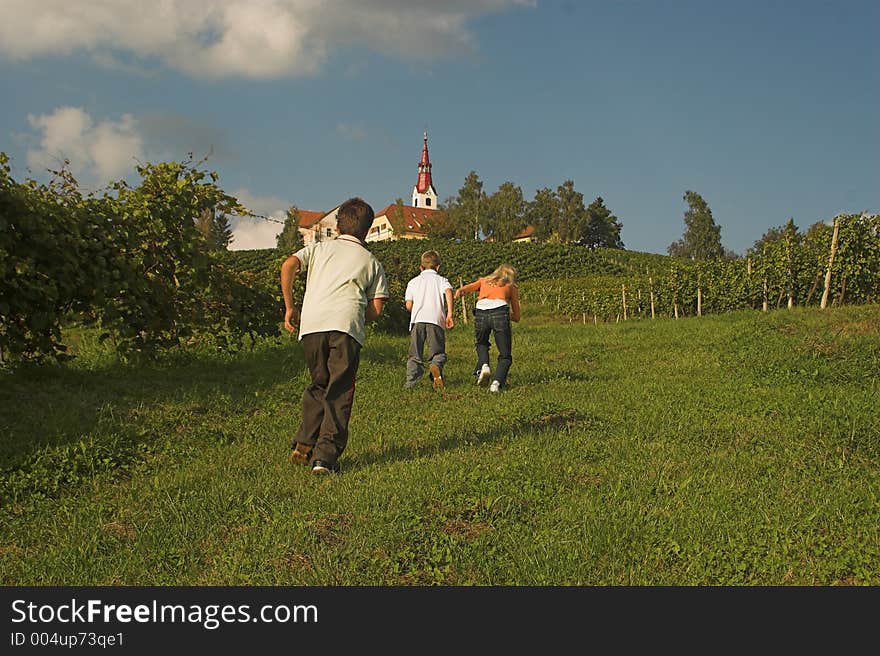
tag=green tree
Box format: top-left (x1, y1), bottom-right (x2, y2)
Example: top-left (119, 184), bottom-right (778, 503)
top-left (419, 205), bottom-right (455, 239)
top-left (196, 207), bottom-right (234, 252)
top-left (667, 190), bottom-right (723, 260)
top-left (555, 180), bottom-right (586, 243)
top-left (436, 171), bottom-right (486, 240)
top-left (582, 196), bottom-right (624, 249)
top-left (276, 207), bottom-right (304, 255)
top-left (389, 198), bottom-right (408, 237)
top-left (485, 181), bottom-right (526, 241)
top-left (212, 212), bottom-right (233, 250)
top-left (751, 224), bottom-right (787, 253)
top-left (526, 186), bottom-right (558, 242)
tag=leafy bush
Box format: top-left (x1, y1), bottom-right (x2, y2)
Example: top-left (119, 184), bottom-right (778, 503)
top-left (0, 154), bottom-right (282, 363)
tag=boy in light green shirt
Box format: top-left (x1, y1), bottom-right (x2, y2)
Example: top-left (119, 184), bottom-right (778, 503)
top-left (280, 197), bottom-right (389, 474)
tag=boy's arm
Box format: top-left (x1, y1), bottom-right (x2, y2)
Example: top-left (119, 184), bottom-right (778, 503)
top-left (404, 278), bottom-right (414, 313)
top-left (280, 255), bottom-right (301, 333)
top-left (366, 297), bottom-right (386, 323)
top-left (444, 288), bottom-right (454, 328)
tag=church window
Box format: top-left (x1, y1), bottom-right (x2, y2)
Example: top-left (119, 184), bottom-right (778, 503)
top-left (425, 198), bottom-right (431, 207)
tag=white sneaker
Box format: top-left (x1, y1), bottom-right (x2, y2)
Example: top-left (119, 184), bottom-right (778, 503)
top-left (489, 381), bottom-right (501, 393)
top-left (476, 364), bottom-right (491, 386)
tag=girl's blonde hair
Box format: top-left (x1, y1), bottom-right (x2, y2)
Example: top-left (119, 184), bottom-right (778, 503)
top-left (486, 263), bottom-right (517, 286)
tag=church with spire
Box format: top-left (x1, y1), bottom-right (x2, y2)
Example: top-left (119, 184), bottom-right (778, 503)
top-left (295, 131), bottom-right (443, 245)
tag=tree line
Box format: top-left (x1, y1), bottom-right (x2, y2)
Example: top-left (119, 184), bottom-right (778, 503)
top-left (421, 171), bottom-right (625, 248)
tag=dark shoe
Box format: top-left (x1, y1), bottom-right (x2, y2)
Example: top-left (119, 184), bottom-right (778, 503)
top-left (311, 460), bottom-right (339, 475)
top-left (290, 443), bottom-right (312, 465)
top-left (429, 364), bottom-right (444, 390)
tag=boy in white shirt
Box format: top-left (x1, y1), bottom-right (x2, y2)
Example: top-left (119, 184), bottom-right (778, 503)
top-left (404, 250), bottom-right (454, 389)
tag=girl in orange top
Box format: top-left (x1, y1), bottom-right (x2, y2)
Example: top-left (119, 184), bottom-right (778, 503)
top-left (454, 263), bottom-right (521, 392)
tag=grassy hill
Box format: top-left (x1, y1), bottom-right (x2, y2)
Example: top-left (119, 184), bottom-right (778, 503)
top-left (1, 304), bottom-right (878, 585)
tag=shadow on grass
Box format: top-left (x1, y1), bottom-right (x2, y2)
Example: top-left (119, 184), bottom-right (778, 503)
top-left (344, 407), bottom-right (608, 473)
top-left (0, 333), bottom-right (429, 509)
top-left (359, 340), bottom-right (407, 366)
top-left (514, 370), bottom-right (613, 385)
top-left (0, 341), bottom-right (307, 468)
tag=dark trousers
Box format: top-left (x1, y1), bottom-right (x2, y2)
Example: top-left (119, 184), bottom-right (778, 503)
top-left (474, 307), bottom-right (512, 387)
top-left (405, 322), bottom-right (447, 387)
top-left (294, 331), bottom-right (361, 465)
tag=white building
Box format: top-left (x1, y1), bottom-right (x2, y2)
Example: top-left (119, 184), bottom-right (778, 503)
top-left (295, 132), bottom-right (444, 245)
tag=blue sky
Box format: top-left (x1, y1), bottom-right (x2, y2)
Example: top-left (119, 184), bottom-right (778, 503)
top-left (1, 0), bottom-right (877, 255)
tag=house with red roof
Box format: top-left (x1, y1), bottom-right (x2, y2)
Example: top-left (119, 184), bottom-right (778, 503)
top-left (513, 225), bottom-right (536, 243)
top-left (290, 209), bottom-right (328, 246)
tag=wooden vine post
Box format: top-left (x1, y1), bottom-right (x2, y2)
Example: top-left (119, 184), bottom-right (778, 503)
top-left (746, 257), bottom-right (754, 309)
top-left (762, 274), bottom-right (769, 312)
top-left (621, 284), bottom-right (627, 321)
top-left (785, 231), bottom-right (795, 310)
top-left (697, 272), bottom-right (702, 317)
top-left (761, 246), bottom-right (769, 312)
top-left (648, 276), bottom-right (655, 319)
top-left (820, 215), bottom-right (841, 310)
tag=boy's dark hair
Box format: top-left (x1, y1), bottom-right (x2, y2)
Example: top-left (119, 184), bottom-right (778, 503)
top-left (336, 197), bottom-right (375, 240)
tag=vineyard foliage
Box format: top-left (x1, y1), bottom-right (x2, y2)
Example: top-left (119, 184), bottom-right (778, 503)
top-left (238, 218), bottom-right (879, 326)
top-left (1, 154), bottom-right (281, 362)
top-left (3, 148), bottom-right (877, 364)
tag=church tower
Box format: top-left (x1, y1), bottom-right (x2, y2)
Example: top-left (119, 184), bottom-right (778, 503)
top-left (412, 131), bottom-right (438, 209)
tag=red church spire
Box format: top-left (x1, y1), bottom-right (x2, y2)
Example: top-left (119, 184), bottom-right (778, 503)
top-left (416, 130), bottom-right (433, 193)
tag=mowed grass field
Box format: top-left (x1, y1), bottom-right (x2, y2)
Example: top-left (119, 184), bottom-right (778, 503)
top-left (1, 304), bottom-right (878, 585)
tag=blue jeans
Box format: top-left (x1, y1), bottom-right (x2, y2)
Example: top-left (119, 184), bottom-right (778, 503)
top-left (473, 307), bottom-right (512, 387)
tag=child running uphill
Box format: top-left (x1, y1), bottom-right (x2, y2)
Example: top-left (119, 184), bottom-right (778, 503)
top-left (454, 263), bottom-right (521, 393)
top-left (404, 250), bottom-right (454, 389)
top-left (280, 197), bottom-right (389, 474)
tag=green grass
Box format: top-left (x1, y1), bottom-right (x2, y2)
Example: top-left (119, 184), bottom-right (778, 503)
top-left (1, 304), bottom-right (878, 585)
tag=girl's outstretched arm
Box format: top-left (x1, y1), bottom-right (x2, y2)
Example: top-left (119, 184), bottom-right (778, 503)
top-left (454, 278), bottom-right (482, 299)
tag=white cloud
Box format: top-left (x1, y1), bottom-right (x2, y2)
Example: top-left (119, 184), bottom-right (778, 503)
top-left (0, 0), bottom-right (534, 79)
top-left (22, 108), bottom-right (287, 249)
top-left (227, 217), bottom-right (283, 251)
top-left (23, 106), bottom-right (241, 185)
top-left (227, 187), bottom-right (291, 250)
top-left (26, 106), bottom-right (143, 182)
